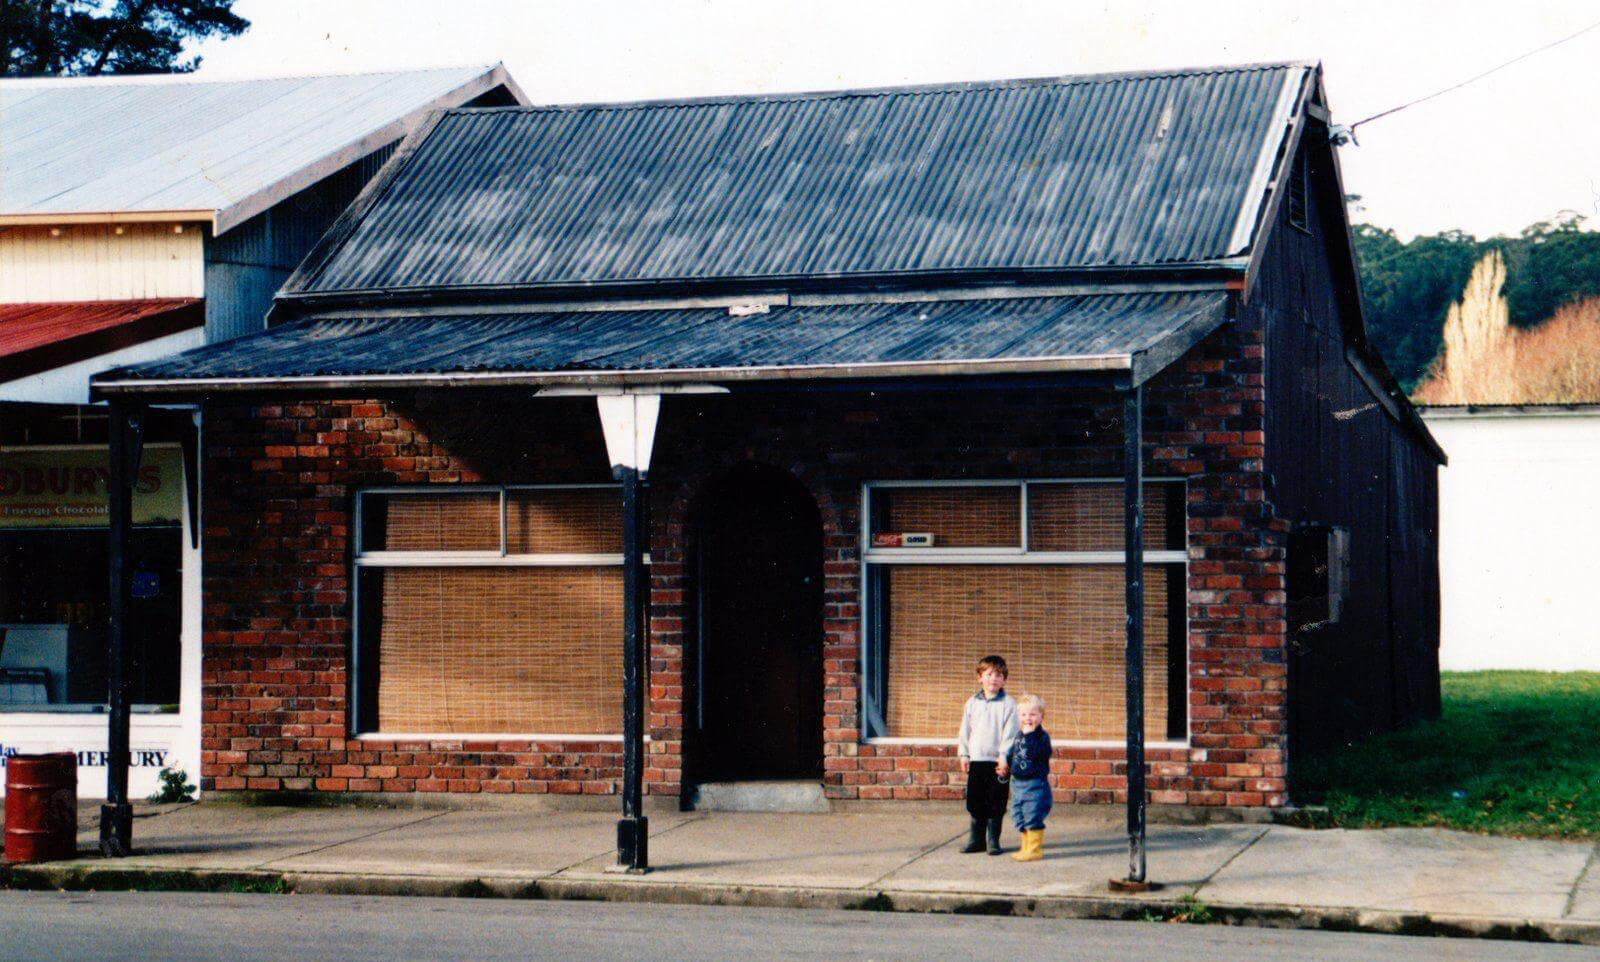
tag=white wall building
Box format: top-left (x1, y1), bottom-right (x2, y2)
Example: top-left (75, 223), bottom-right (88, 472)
top-left (1421, 405), bottom-right (1600, 672)
top-left (0, 66), bottom-right (525, 798)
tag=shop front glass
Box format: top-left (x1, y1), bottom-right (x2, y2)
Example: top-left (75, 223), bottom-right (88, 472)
top-left (0, 446), bottom-right (184, 713)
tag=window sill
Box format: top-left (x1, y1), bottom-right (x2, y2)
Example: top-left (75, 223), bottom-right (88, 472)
top-left (864, 736), bottom-right (1191, 751)
top-left (0, 704), bottom-right (181, 715)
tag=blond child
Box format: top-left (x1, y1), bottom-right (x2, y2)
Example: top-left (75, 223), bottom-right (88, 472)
top-left (1006, 693), bottom-right (1052, 861)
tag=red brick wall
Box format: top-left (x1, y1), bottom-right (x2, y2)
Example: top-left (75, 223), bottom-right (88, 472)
top-left (199, 316), bottom-right (1287, 807)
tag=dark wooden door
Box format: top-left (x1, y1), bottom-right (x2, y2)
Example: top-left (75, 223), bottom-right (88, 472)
top-left (696, 466), bottom-right (823, 781)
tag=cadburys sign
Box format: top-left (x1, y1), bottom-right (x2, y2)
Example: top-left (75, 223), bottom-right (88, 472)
top-left (0, 446), bottom-right (182, 528)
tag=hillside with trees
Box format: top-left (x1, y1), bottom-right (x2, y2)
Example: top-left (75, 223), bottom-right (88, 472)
top-left (1356, 214), bottom-right (1600, 402)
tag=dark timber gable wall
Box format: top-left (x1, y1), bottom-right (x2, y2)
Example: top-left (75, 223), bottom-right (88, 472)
top-left (202, 86), bottom-right (521, 345)
top-left (1255, 128), bottom-right (1442, 771)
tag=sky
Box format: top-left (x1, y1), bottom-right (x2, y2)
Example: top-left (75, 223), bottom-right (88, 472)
top-left (189, 0), bottom-right (1600, 241)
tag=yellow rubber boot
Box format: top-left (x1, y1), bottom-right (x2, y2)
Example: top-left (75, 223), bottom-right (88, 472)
top-left (1011, 829), bottom-right (1044, 861)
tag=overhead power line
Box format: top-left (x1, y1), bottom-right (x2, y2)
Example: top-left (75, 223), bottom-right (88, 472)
top-left (1335, 14), bottom-right (1600, 145)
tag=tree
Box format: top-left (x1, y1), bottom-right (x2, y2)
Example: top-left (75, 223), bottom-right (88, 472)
top-left (1414, 248), bottom-right (1600, 406)
top-left (1500, 212), bottom-right (1600, 326)
top-left (1352, 214), bottom-right (1600, 393)
top-left (1352, 224), bottom-right (1480, 389)
top-left (1413, 251), bottom-right (1515, 404)
top-left (2, 0), bottom-right (248, 77)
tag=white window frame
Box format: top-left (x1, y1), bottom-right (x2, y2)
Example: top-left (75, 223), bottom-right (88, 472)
top-left (350, 483), bottom-right (628, 741)
top-left (858, 477), bottom-right (1190, 749)
top-left (0, 441), bottom-right (191, 716)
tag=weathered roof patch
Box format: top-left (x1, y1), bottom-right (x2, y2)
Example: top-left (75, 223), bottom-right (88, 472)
top-left (288, 63), bottom-right (1310, 298)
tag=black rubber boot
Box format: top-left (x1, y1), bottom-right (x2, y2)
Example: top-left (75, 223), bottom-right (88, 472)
top-left (961, 818), bottom-right (986, 853)
top-left (986, 817), bottom-right (1004, 855)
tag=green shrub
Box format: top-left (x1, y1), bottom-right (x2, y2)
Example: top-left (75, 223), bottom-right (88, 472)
top-left (148, 766), bottom-right (197, 804)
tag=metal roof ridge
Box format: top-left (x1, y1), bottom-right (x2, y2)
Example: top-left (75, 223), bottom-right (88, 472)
top-left (447, 60), bottom-right (1317, 116)
top-left (289, 280), bottom-right (1231, 322)
top-left (279, 261), bottom-right (1250, 308)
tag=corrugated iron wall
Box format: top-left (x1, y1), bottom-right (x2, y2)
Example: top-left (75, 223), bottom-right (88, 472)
top-left (204, 146), bottom-right (395, 343)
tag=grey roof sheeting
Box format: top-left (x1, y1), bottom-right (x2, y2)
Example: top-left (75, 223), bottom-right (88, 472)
top-left (289, 63), bottom-right (1309, 297)
top-left (91, 289), bottom-right (1229, 395)
top-left (0, 65), bottom-right (523, 233)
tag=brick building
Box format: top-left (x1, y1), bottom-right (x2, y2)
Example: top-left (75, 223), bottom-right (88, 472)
top-left (90, 62), bottom-right (1443, 835)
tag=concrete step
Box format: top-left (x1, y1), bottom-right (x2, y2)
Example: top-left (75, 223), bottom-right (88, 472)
top-left (690, 781), bottom-right (830, 813)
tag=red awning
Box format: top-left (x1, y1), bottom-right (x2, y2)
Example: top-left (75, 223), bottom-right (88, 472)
top-left (0, 298), bottom-right (203, 382)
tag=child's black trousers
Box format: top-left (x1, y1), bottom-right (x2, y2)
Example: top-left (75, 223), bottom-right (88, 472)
top-left (964, 761), bottom-right (1010, 819)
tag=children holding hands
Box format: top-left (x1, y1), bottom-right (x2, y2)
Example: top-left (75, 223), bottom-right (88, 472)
top-left (956, 655), bottom-right (1054, 861)
top-left (1006, 693), bottom-right (1052, 861)
top-left (956, 655), bottom-right (1018, 855)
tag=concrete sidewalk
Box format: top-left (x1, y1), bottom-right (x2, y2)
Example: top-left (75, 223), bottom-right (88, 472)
top-left (5, 801), bottom-right (1599, 945)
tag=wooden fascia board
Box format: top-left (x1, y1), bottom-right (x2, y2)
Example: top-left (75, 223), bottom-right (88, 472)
top-left (1238, 68), bottom-right (1316, 305)
top-left (0, 211), bottom-right (212, 228)
top-left (1311, 74), bottom-right (1448, 465)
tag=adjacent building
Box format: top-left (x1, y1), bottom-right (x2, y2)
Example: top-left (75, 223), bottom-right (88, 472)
top-left (92, 62), bottom-right (1443, 811)
top-left (1421, 404), bottom-right (1600, 671)
top-left (0, 65), bottom-right (526, 797)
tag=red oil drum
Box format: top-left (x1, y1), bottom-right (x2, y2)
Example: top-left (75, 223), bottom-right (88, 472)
top-left (3, 752), bottom-right (79, 864)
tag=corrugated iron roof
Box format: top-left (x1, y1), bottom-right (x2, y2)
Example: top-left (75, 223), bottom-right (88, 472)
top-left (92, 290), bottom-right (1228, 395)
top-left (0, 65), bottom-right (523, 233)
top-left (0, 298), bottom-right (202, 382)
top-left (289, 63), bottom-right (1309, 298)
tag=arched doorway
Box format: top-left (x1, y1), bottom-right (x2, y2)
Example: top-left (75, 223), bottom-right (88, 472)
top-left (691, 464), bottom-right (824, 782)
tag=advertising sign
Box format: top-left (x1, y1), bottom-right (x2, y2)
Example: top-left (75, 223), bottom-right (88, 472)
top-left (0, 730), bottom-right (180, 799)
top-left (0, 445), bottom-right (182, 528)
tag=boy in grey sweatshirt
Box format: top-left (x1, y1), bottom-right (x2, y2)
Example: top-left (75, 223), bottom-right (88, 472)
top-left (957, 654), bottom-right (1019, 854)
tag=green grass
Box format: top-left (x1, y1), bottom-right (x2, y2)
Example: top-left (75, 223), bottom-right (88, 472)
top-left (1296, 671), bottom-right (1600, 838)
top-left (1142, 895), bottom-right (1216, 925)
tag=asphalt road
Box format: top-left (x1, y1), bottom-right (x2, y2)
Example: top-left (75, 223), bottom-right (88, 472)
top-left (0, 891), bottom-right (1593, 962)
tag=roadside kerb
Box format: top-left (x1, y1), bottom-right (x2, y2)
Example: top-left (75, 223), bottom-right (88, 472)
top-left (4, 861), bottom-right (1597, 946)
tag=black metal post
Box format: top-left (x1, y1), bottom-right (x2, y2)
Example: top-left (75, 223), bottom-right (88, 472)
top-left (101, 401), bottom-right (145, 857)
top-left (1122, 385), bottom-right (1147, 885)
top-left (615, 466), bottom-right (649, 871)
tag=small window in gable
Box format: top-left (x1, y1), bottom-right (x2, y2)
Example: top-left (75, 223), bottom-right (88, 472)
top-left (1288, 149), bottom-right (1311, 233)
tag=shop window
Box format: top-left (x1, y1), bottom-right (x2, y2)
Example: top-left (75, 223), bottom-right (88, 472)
top-left (352, 486), bottom-right (624, 736)
top-left (862, 480), bottom-right (1187, 744)
top-left (0, 446), bottom-right (184, 713)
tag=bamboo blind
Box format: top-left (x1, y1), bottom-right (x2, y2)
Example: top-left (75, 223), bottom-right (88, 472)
top-left (883, 564), bottom-right (1175, 741)
top-left (374, 566), bottom-right (623, 733)
top-left (376, 493), bottom-right (500, 551)
top-left (1026, 482), bottom-right (1182, 552)
top-left (878, 487), bottom-right (1020, 547)
top-left (506, 489), bottom-right (621, 554)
